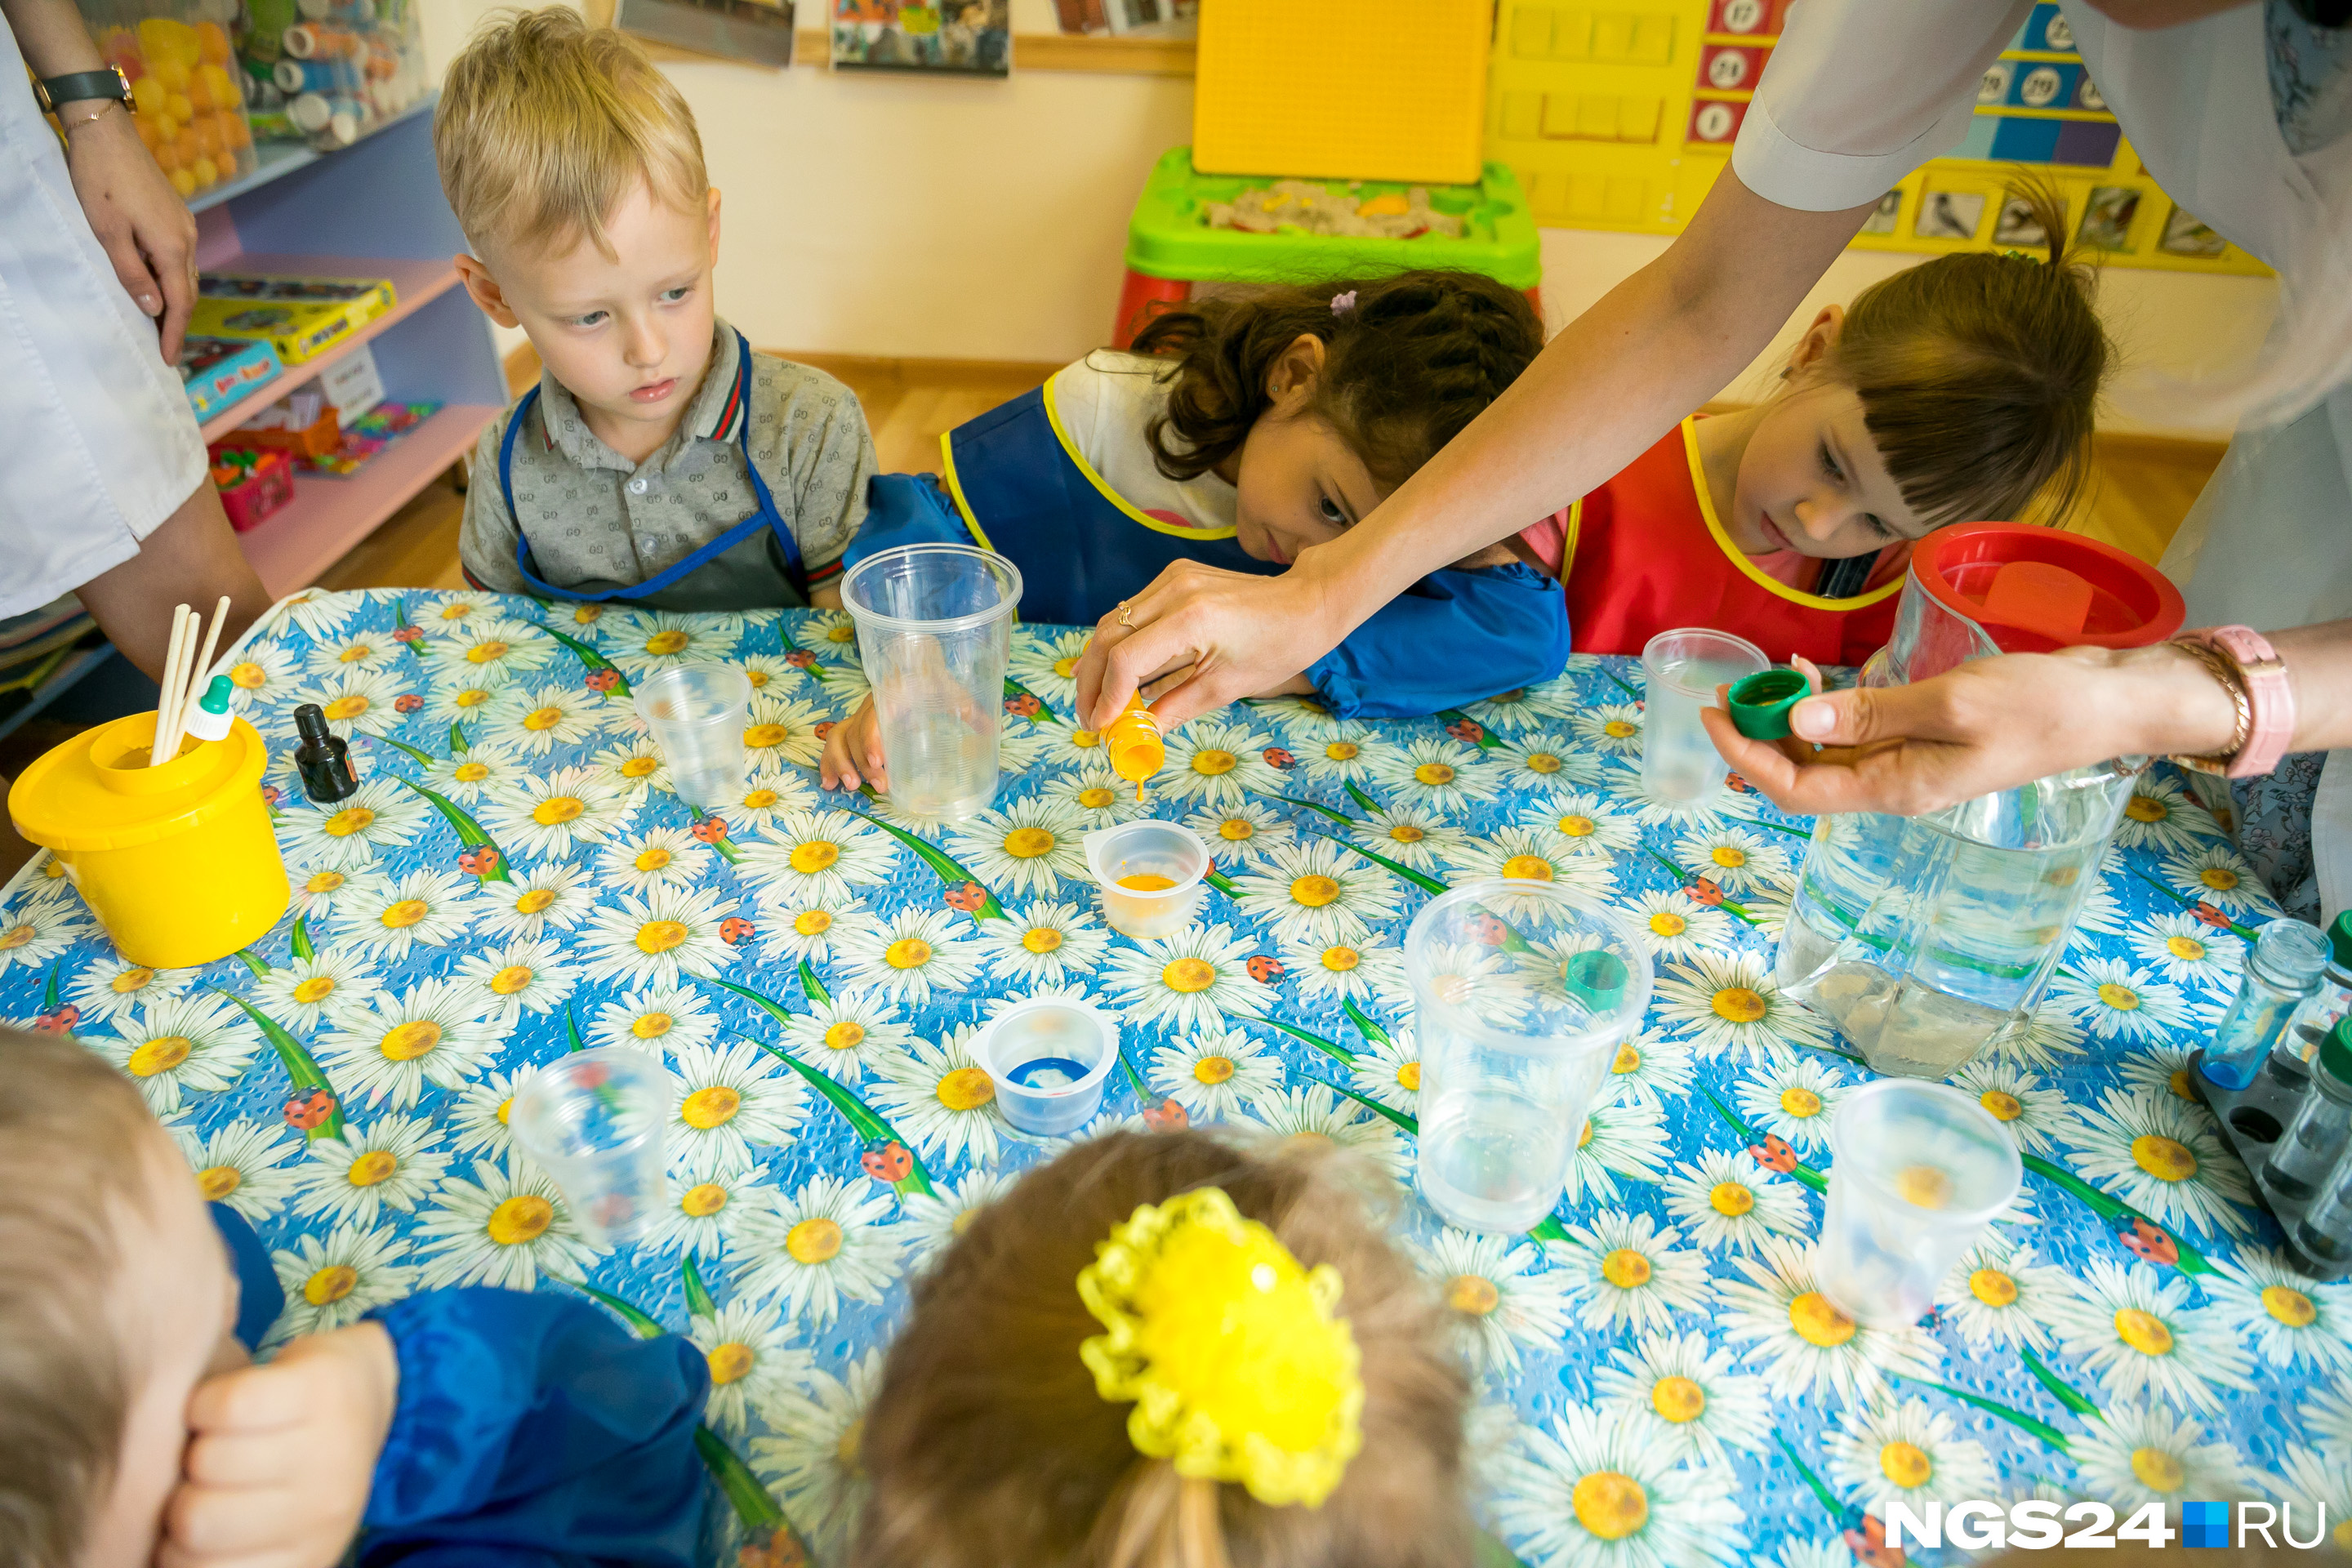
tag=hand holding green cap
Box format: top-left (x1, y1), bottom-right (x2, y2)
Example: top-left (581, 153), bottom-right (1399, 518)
top-left (1726, 668), bottom-right (1810, 741)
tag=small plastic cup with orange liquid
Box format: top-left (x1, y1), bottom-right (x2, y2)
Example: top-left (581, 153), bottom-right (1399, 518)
top-left (1085, 818), bottom-right (1207, 940)
top-left (1103, 694), bottom-right (1163, 803)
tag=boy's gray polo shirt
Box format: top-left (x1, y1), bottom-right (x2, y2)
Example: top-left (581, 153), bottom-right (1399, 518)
top-left (460, 319), bottom-right (877, 610)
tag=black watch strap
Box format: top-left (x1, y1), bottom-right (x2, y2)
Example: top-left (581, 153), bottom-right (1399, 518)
top-left (34, 67), bottom-right (134, 114)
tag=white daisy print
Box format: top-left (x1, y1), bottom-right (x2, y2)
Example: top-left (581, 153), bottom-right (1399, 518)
top-left (591, 983), bottom-right (721, 1058)
top-left (1572, 702), bottom-right (1643, 756)
top-left (454, 937), bottom-right (580, 1027)
top-left (1733, 1056), bottom-right (1848, 1156)
top-left (479, 766), bottom-right (635, 859)
top-left (1826, 1395), bottom-right (1998, 1518)
top-left (332, 867), bottom-right (479, 960)
top-left (1280, 930), bottom-right (1412, 1011)
top-left (423, 667), bottom-right (515, 732)
top-left (448, 1066), bottom-right (541, 1163)
top-left (1348, 1029), bottom-right (1423, 1115)
top-left (2274, 1445), bottom-right (2352, 1556)
top-left (644, 1169), bottom-right (764, 1260)
top-left (1990, 996), bottom-right (2090, 1071)
top-left (1623, 888), bottom-right (1732, 962)
top-left (1605, 759), bottom-right (1731, 829)
top-left (670, 1039), bottom-right (808, 1179)
top-left (899, 1169), bottom-right (1018, 1270)
top-left (2059, 1085), bottom-right (2255, 1239)
top-left (1362, 735), bottom-right (1499, 813)
top-left (736, 692), bottom-right (831, 772)
top-left (317, 980), bottom-right (501, 1110)
top-left (87, 995), bottom-right (259, 1114)
top-left (1589, 1330), bottom-right (1775, 1465)
top-left (779, 992), bottom-right (920, 1085)
top-left (2306, 1382), bottom-right (2352, 1456)
top-left (596, 825), bottom-right (710, 894)
top-left (1931, 1236), bottom-right (2073, 1352)
top-left (66, 956), bottom-right (194, 1024)
top-left (173, 1118), bottom-right (301, 1221)
top-left (1410, 1228), bottom-right (1570, 1375)
top-left (1296, 730), bottom-right (1393, 786)
top-left (422, 589), bottom-right (501, 626)
top-left (1943, 1058), bottom-right (2071, 1156)
top-left (1566, 1096), bottom-right (1669, 1206)
top-left (588, 733), bottom-right (672, 799)
top-left (710, 769), bottom-right (821, 835)
top-left (1547, 1213), bottom-right (1711, 1334)
top-left (871, 1027), bottom-right (1009, 1165)
top-left (750, 1349), bottom-right (886, 1563)
top-left (481, 682), bottom-right (613, 755)
top-left (1716, 1237), bottom-right (1938, 1407)
top-left (977, 901), bottom-right (1111, 987)
top-left (731, 1175), bottom-right (903, 1328)
top-left (475, 860), bottom-right (595, 942)
top-left (1454, 688), bottom-right (1552, 737)
top-left (265, 1223), bottom-right (416, 1343)
top-left (1412, 938), bottom-right (1533, 1027)
top-left (1147, 1026), bottom-right (1284, 1122)
top-left (578, 883), bottom-right (742, 989)
top-left (220, 639), bottom-right (300, 715)
top-left (1238, 1082), bottom-right (1408, 1180)
top-left (2160, 843), bottom-right (2269, 914)
top-left (1007, 626), bottom-right (1089, 710)
top-left (288, 864), bottom-right (365, 921)
top-left (1047, 765), bottom-right (1151, 829)
top-left (1660, 1147), bottom-right (1810, 1254)
top-left (293, 665), bottom-right (408, 737)
top-left (2068, 1400), bottom-right (2258, 1509)
top-left (690, 1298), bottom-right (813, 1436)
top-left (2044, 1257), bottom-right (2256, 1414)
top-left (1597, 1028), bottom-right (1695, 1111)
top-left (2113, 775), bottom-right (2222, 854)
top-left (737, 809), bottom-right (899, 908)
top-left (1183, 800), bottom-right (1300, 866)
top-left (441, 617), bottom-right (555, 679)
top-left (604, 608), bottom-right (742, 675)
top-left (1489, 729), bottom-right (1602, 791)
top-left (756, 896), bottom-right (873, 967)
top-left (2199, 1246), bottom-right (2352, 1374)
top-left (1655, 950), bottom-right (1829, 1064)
top-left (2126, 911), bottom-right (2245, 992)
top-left (1673, 825), bottom-right (1791, 893)
top-left (1517, 791), bottom-right (1640, 858)
top-left (275, 777), bottom-right (430, 871)
top-left (1027, 718), bottom-right (1115, 773)
top-left (1441, 826), bottom-right (1618, 911)
top-left (269, 587), bottom-right (359, 640)
top-left (1099, 923), bottom-right (1271, 1031)
top-left (1157, 719), bottom-right (1285, 807)
top-left (1251, 690), bottom-right (1351, 744)
top-left (1494, 1406), bottom-right (1748, 1568)
top-left (420, 739), bottom-right (527, 804)
top-left (0, 898), bottom-right (93, 971)
top-left (291, 1115), bottom-right (451, 1225)
top-left (832, 907), bottom-right (982, 1006)
top-left (1227, 838), bottom-right (1402, 946)
top-left (413, 1158), bottom-right (603, 1290)
top-left (2050, 956), bottom-right (2194, 1042)
top-left (945, 795), bottom-right (1090, 898)
top-left (1353, 801), bottom-right (1471, 872)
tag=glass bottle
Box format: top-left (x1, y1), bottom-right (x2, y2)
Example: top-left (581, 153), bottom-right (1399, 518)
top-left (2279, 910), bottom-right (2352, 1075)
top-left (2292, 1136), bottom-right (2352, 1268)
top-left (2265, 1021), bottom-right (2352, 1203)
top-left (2198, 919), bottom-right (2329, 1093)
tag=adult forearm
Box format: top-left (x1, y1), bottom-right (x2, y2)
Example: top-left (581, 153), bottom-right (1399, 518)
top-left (2110, 621), bottom-right (2352, 761)
top-left (1, 0), bottom-right (104, 75)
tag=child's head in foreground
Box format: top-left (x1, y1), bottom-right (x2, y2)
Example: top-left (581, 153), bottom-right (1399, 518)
top-left (1725, 186), bottom-right (2112, 561)
top-left (853, 1128), bottom-right (1471, 1568)
top-left (435, 9), bottom-right (719, 451)
top-left (1132, 270), bottom-right (1545, 572)
top-left (0, 1031), bottom-right (241, 1568)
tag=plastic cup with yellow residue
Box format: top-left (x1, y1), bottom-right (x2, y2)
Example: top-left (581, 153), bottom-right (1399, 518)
top-left (8, 710), bottom-right (287, 968)
top-left (1085, 820), bottom-right (1207, 940)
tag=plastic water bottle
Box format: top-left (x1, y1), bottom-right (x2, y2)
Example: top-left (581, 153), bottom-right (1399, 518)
top-left (2278, 910), bottom-right (2352, 1077)
top-left (2292, 1137), bottom-right (2352, 1267)
top-left (2199, 919), bottom-right (2330, 1092)
top-left (2266, 1021), bottom-right (2352, 1203)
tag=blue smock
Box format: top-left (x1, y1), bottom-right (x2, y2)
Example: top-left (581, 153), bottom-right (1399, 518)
top-left (850, 379), bottom-right (1570, 719)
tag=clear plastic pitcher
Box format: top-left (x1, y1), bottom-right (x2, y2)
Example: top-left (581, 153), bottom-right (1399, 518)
top-left (633, 662), bottom-right (751, 810)
top-left (1407, 882), bottom-right (1651, 1233)
top-left (507, 1048), bottom-right (669, 1245)
top-left (841, 544), bottom-right (1023, 821)
top-left (1779, 526), bottom-right (2185, 1079)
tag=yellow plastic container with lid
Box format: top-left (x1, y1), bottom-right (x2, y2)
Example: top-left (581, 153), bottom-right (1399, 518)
top-left (9, 710), bottom-right (288, 968)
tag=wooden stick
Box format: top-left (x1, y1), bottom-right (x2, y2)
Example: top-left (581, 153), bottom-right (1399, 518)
top-left (149, 604), bottom-right (192, 766)
top-left (176, 595), bottom-right (232, 751)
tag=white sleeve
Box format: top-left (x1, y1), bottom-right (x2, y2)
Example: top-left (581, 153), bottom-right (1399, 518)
top-left (1731, 0), bottom-right (2034, 212)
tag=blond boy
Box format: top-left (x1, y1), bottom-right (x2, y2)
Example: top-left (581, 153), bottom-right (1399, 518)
top-left (437, 11), bottom-right (872, 610)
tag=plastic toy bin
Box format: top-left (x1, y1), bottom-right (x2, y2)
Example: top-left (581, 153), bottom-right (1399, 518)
top-left (1116, 147), bottom-right (1545, 347)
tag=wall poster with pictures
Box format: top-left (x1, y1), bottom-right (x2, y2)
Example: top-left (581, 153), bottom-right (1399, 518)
top-left (1053, 0), bottom-right (1195, 34)
top-left (832, 0), bottom-right (1009, 74)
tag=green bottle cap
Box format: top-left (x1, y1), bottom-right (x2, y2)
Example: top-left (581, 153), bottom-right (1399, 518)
top-left (2326, 1018), bottom-right (2352, 1085)
top-left (1726, 667), bottom-right (1809, 741)
top-left (2329, 909), bottom-right (2352, 969)
top-left (1562, 949), bottom-right (1629, 1013)
top-left (199, 675), bottom-right (233, 715)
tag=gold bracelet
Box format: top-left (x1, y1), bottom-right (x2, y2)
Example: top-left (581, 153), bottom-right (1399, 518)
top-left (2166, 637), bottom-right (2251, 776)
top-left (58, 100), bottom-right (121, 132)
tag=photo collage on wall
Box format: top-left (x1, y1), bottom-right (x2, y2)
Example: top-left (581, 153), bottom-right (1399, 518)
top-left (832, 0), bottom-right (1009, 74)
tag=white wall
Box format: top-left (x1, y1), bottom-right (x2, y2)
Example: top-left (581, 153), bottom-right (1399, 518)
top-left (415, 0), bottom-right (2274, 436)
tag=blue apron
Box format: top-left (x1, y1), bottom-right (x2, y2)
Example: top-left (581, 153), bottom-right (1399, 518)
top-left (499, 332), bottom-right (808, 611)
top-left (849, 376), bottom-right (1573, 720)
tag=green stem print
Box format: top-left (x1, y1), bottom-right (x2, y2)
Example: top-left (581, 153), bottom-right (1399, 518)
top-left (1599, 665), bottom-right (1643, 702)
top-left (1204, 864), bottom-right (1242, 899)
top-left (2016, 1150), bottom-right (2213, 1278)
top-left (1325, 833), bottom-right (1450, 897)
top-left (799, 960), bottom-right (830, 1005)
top-left (2130, 867), bottom-right (2259, 941)
top-left (1261, 791), bottom-right (1357, 828)
top-left (1254, 1014), bottom-right (1356, 1067)
top-left (1641, 848), bottom-right (1761, 928)
top-left (290, 916), bottom-right (314, 962)
top-left (854, 810), bottom-right (1006, 924)
top-left (372, 734), bottom-right (437, 768)
top-left (213, 989), bottom-right (344, 1141)
top-left (232, 948), bottom-right (268, 978)
top-left (449, 721), bottom-right (470, 755)
top-left (1897, 1374), bottom-right (2072, 1453)
top-left (2017, 1343), bottom-right (2100, 1420)
top-left (1341, 997), bottom-right (1392, 1049)
top-left (1343, 782), bottom-right (1381, 817)
top-left (1699, 1087), bottom-right (1827, 1194)
top-left (566, 1006), bottom-right (589, 1054)
top-left (684, 1254), bottom-right (719, 1318)
top-left (389, 774), bottom-right (516, 884)
top-left (777, 625), bottom-right (834, 684)
top-left (1740, 816), bottom-right (1815, 842)
top-left (1315, 1073), bottom-right (1419, 1137)
top-left (536, 620), bottom-right (633, 698)
top-left (710, 987), bottom-right (935, 1199)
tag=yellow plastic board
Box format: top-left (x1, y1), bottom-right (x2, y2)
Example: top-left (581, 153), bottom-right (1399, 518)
top-left (1195, 0), bottom-right (1491, 185)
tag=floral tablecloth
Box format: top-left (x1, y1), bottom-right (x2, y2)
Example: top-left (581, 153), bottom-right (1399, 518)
top-left (6, 589), bottom-right (2348, 1568)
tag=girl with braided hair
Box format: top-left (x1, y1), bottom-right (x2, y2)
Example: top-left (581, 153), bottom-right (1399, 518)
top-left (820, 270), bottom-right (1565, 790)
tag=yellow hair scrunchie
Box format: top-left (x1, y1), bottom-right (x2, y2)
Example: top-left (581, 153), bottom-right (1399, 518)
top-left (1076, 1187), bottom-right (1364, 1508)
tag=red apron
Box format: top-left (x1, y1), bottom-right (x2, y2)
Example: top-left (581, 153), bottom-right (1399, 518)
top-left (1541, 419), bottom-right (1902, 666)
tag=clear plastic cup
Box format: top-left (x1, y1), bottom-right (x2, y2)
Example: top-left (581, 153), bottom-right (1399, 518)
top-left (507, 1047), bottom-right (670, 1245)
top-left (1407, 881), bottom-right (1653, 1233)
top-left (1086, 820), bottom-right (1209, 939)
top-left (841, 544), bottom-right (1023, 822)
top-left (1640, 628), bottom-right (1766, 802)
top-left (633, 663), bottom-right (752, 811)
top-left (1817, 1079), bottom-right (2023, 1329)
top-left (973, 996), bottom-right (1118, 1135)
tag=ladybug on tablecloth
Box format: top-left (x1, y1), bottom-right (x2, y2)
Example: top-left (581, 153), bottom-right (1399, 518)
top-left (859, 1138), bottom-right (913, 1183)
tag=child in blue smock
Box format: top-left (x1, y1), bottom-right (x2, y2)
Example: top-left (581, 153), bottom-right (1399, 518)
top-left (819, 270), bottom-right (1567, 789)
top-left (0, 1031), bottom-right (708, 1568)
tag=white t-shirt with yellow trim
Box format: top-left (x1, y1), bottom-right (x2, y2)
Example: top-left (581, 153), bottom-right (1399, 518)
top-left (1047, 351), bottom-right (1240, 535)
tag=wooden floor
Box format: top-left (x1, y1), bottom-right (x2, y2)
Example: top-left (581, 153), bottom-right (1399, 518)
top-left (315, 345), bottom-right (2221, 591)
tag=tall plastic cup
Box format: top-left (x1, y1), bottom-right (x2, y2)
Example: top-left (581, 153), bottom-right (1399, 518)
top-left (1408, 882), bottom-right (1652, 1233)
top-left (1816, 1080), bottom-right (2022, 1329)
top-left (1640, 629), bottom-right (1766, 801)
top-left (634, 663), bottom-right (752, 810)
top-left (841, 545), bottom-right (1023, 822)
top-left (507, 1048), bottom-right (669, 1245)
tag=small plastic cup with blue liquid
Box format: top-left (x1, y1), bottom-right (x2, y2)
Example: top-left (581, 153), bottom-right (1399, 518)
top-left (973, 997), bottom-right (1118, 1136)
top-left (508, 1047), bottom-right (670, 1244)
top-left (2199, 918), bottom-right (2330, 1092)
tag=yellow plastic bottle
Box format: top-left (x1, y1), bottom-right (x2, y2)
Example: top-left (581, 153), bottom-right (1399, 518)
top-left (1103, 695), bottom-right (1164, 803)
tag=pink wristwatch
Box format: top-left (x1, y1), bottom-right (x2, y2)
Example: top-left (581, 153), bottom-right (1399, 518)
top-left (2172, 626), bottom-right (2294, 779)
